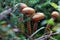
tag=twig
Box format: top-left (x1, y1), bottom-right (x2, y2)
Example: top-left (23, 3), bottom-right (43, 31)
top-left (28, 27), bottom-right (45, 40)
top-left (50, 37), bottom-right (57, 40)
top-left (0, 3), bottom-right (21, 20)
top-left (0, 8), bottom-right (12, 20)
top-left (35, 32), bottom-right (60, 40)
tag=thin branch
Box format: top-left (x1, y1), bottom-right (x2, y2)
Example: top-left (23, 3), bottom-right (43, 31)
top-left (50, 37), bottom-right (57, 40)
top-left (0, 3), bottom-right (20, 20)
top-left (28, 27), bottom-right (45, 40)
top-left (35, 32), bottom-right (60, 40)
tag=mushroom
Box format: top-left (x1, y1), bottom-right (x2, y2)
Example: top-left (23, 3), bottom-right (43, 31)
top-left (45, 11), bottom-right (59, 34)
top-left (51, 11), bottom-right (59, 20)
top-left (32, 12), bottom-right (45, 32)
top-left (19, 3), bottom-right (28, 33)
top-left (20, 3), bottom-right (28, 12)
top-left (22, 7), bottom-right (35, 16)
top-left (22, 7), bottom-right (35, 35)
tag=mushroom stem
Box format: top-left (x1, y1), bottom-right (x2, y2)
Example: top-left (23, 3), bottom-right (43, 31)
top-left (45, 24), bottom-right (52, 34)
top-left (27, 17), bottom-right (31, 36)
top-left (45, 18), bottom-right (54, 34)
top-left (33, 22), bottom-right (38, 32)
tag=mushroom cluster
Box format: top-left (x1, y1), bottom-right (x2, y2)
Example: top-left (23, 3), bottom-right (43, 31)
top-left (21, 3), bottom-right (45, 35)
top-left (0, 2), bottom-right (60, 40)
top-left (19, 3), bottom-right (59, 36)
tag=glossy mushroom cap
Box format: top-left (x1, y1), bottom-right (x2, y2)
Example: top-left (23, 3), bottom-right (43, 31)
top-left (20, 3), bottom-right (27, 10)
top-left (22, 7), bottom-right (35, 16)
top-left (32, 13), bottom-right (45, 22)
top-left (51, 11), bottom-right (59, 19)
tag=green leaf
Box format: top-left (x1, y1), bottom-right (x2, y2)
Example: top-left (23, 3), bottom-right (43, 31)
top-left (47, 19), bottom-right (55, 26)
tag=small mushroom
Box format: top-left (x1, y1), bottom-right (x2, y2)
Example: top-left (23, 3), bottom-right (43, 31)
top-left (51, 11), bottom-right (59, 20)
top-left (20, 3), bottom-right (28, 12)
top-left (45, 11), bottom-right (59, 34)
top-left (32, 12), bottom-right (45, 32)
top-left (22, 7), bottom-right (35, 35)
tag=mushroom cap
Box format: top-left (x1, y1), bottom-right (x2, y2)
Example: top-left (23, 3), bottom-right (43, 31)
top-left (51, 11), bottom-right (59, 18)
top-left (32, 13), bottom-right (45, 22)
top-left (20, 3), bottom-right (27, 9)
top-left (22, 7), bottom-right (35, 16)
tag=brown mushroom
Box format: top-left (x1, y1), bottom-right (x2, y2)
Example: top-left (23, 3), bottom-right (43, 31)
top-left (32, 12), bottom-right (45, 32)
top-left (20, 3), bottom-right (28, 12)
top-left (45, 11), bottom-right (59, 34)
top-left (22, 7), bottom-right (35, 16)
top-left (19, 3), bottom-right (28, 33)
top-left (51, 11), bottom-right (59, 20)
top-left (22, 7), bottom-right (35, 35)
